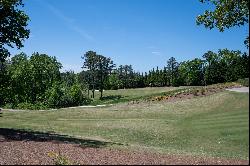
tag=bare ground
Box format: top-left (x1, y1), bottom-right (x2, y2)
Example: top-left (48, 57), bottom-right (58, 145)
top-left (0, 138), bottom-right (248, 165)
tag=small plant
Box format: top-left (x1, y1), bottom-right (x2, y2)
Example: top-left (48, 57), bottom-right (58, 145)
top-left (48, 152), bottom-right (71, 165)
top-left (191, 89), bottom-right (199, 96)
top-left (200, 88), bottom-right (206, 95)
top-left (3, 103), bottom-right (15, 109)
top-left (237, 78), bottom-right (249, 87)
top-left (17, 102), bottom-right (36, 110)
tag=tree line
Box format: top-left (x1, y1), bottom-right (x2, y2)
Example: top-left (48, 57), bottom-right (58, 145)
top-left (80, 49), bottom-right (249, 96)
top-left (0, 48), bottom-right (248, 109)
top-left (0, 0), bottom-right (249, 109)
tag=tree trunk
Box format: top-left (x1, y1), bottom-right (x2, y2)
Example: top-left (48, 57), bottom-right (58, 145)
top-left (100, 89), bottom-right (103, 99)
top-left (87, 88), bottom-right (89, 98)
top-left (92, 84), bottom-right (95, 98)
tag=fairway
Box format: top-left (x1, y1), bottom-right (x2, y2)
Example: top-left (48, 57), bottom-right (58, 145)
top-left (91, 86), bottom-right (187, 104)
top-left (0, 90), bottom-right (248, 160)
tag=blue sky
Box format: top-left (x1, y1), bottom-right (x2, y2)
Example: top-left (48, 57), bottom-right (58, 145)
top-left (10, 0), bottom-right (249, 73)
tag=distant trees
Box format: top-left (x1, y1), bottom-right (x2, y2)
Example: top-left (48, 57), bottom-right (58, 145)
top-left (178, 58), bottom-right (205, 86)
top-left (203, 49), bottom-right (249, 85)
top-left (166, 57), bottom-right (179, 86)
top-left (81, 49), bottom-right (248, 91)
top-left (0, 48), bottom-right (248, 109)
top-left (197, 0), bottom-right (249, 48)
top-left (117, 65), bottom-right (136, 88)
top-left (81, 51), bottom-right (115, 99)
top-left (82, 51), bottom-right (98, 98)
top-left (96, 54), bottom-right (115, 98)
top-left (0, 0), bottom-right (30, 62)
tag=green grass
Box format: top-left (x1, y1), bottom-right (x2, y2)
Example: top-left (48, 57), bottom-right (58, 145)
top-left (90, 86), bottom-right (190, 105)
top-left (0, 89), bottom-right (248, 160)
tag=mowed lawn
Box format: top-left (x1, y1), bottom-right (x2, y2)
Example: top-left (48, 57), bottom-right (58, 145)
top-left (0, 90), bottom-right (248, 159)
top-left (91, 86), bottom-right (187, 104)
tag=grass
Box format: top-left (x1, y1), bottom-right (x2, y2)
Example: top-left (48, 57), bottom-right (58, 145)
top-left (0, 88), bottom-right (248, 160)
top-left (90, 86), bottom-right (190, 105)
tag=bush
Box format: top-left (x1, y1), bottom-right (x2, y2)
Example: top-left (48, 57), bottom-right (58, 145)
top-left (3, 103), bottom-right (15, 109)
top-left (17, 102), bottom-right (36, 110)
top-left (70, 84), bottom-right (84, 105)
top-left (191, 89), bottom-right (199, 96)
top-left (45, 83), bottom-right (64, 108)
top-left (33, 102), bottom-right (48, 110)
top-left (48, 152), bottom-right (72, 165)
top-left (45, 83), bottom-right (90, 108)
top-left (200, 87), bottom-right (206, 95)
top-left (237, 78), bottom-right (249, 87)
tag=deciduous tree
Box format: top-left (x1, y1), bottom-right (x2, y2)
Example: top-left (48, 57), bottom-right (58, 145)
top-left (0, 0), bottom-right (30, 61)
top-left (197, 0), bottom-right (249, 47)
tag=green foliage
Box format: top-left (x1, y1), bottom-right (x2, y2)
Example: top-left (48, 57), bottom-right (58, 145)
top-left (178, 58), bottom-right (205, 86)
top-left (191, 89), bottom-right (199, 96)
top-left (200, 87), bottom-right (206, 95)
top-left (237, 78), bottom-right (249, 87)
top-left (0, 52), bottom-right (90, 110)
top-left (203, 49), bottom-right (249, 85)
top-left (45, 83), bottom-right (64, 108)
top-left (29, 52), bottom-right (62, 102)
top-left (197, 0), bottom-right (249, 47)
top-left (69, 83), bottom-right (88, 105)
top-left (45, 82), bottom-right (89, 108)
top-left (1, 48), bottom-right (248, 110)
top-left (17, 102), bottom-right (36, 110)
top-left (55, 155), bottom-right (71, 165)
top-left (61, 70), bottom-right (76, 87)
top-left (82, 50), bottom-right (115, 99)
top-left (0, 0), bottom-right (30, 62)
top-left (3, 103), bottom-right (15, 109)
top-left (15, 102), bottom-right (48, 110)
top-left (48, 152), bottom-right (72, 165)
top-left (166, 57), bottom-right (179, 86)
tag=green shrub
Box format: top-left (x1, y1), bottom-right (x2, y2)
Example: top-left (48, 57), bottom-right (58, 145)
top-left (48, 152), bottom-right (72, 165)
top-left (45, 83), bottom-right (64, 108)
top-left (33, 102), bottom-right (48, 110)
top-left (70, 84), bottom-right (84, 105)
top-left (191, 89), bottom-right (199, 96)
top-left (200, 87), bottom-right (206, 95)
top-left (17, 102), bottom-right (35, 110)
top-left (45, 83), bottom-right (90, 108)
top-left (3, 103), bottom-right (15, 109)
top-left (237, 78), bottom-right (249, 87)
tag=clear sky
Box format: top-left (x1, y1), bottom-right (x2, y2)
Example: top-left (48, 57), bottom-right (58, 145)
top-left (9, 0), bottom-right (249, 73)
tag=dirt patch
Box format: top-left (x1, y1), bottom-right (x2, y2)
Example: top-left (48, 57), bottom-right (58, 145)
top-left (0, 139), bottom-right (248, 165)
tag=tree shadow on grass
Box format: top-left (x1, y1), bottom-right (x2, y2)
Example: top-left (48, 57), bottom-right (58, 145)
top-left (0, 128), bottom-right (122, 148)
top-left (100, 95), bottom-right (123, 101)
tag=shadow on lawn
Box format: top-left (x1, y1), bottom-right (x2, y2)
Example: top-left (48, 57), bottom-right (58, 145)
top-left (100, 95), bottom-right (123, 100)
top-left (0, 128), bottom-right (121, 148)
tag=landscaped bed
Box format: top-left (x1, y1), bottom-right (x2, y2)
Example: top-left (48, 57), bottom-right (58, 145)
top-left (0, 139), bottom-right (248, 165)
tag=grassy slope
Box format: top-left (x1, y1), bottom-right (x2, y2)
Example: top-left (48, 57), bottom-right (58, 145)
top-left (90, 86), bottom-right (188, 104)
top-left (0, 90), bottom-right (248, 159)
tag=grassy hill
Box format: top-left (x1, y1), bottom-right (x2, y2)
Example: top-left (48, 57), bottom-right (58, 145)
top-left (0, 87), bottom-right (248, 159)
top-left (90, 86), bottom-right (188, 105)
